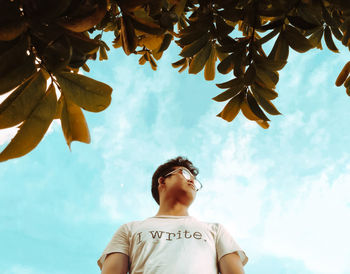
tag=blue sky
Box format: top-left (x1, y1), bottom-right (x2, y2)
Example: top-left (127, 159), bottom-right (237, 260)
top-left (1, 35), bottom-right (350, 274)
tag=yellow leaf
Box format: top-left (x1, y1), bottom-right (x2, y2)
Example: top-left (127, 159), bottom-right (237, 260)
top-left (121, 14), bottom-right (138, 55)
top-left (0, 19), bottom-right (27, 41)
top-left (0, 71), bottom-right (46, 129)
top-left (170, 0), bottom-right (187, 17)
top-left (0, 84), bottom-right (57, 162)
top-left (99, 45), bottom-right (108, 61)
top-left (215, 45), bottom-right (228, 62)
top-left (172, 58), bottom-right (186, 68)
top-left (0, 54), bottom-right (36, 94)
top-left (139, 34), bottom-right (164, 51)
top-left (284, 25), bottom-right (313, 53)
top-left (268, 33), bottom-right (289, 61)
top-left (60, 96), bottom-right (90, 149)
top-left (204, 44), bottom-right (217, 80)
top-left (189, 42), bottom-right (212, 74)
top-left (212, 82), bottom-right (244, 102)
top-left (56, 72), bottom-right (112, 112)
top-left (217, 92), bottom-right (243, 122)
top-left (241, 97), bottom-right (260, 121)
top-left (324, 25), bottom-right (339, 53)
top-left (256, 120), bottom-right (270, 129)
top-left (308, 27), bottom-right (324, 49)
top-left (58, 0), bottom-right (107, 32)
top-left (255, 65), bottom-right (279, 89)
top-left (335, 61), bottom-right (350, 87)
top-left (179, 34), bottom-right (209, 57)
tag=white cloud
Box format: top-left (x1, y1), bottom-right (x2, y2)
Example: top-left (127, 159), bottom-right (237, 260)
top-left (262, 169), bottom-right (350, 274)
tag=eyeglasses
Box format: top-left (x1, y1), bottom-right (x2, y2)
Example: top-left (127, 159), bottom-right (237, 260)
top-left (163, 167), bottom-right (203, 191)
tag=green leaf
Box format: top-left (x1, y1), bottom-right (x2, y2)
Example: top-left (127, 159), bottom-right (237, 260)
top-left (308, 27), bottom-right (324, 49)
top-left (251, 83), bottom-right (278, 100)
top-left (218, 8), bottom-right (243, 22)
top-left (217, 92), bottom-right (244, 122)
top-left (172, 58), bottom-right (186, 68)
top-left (57, 0), bottom-right (107, 33)
top-left (331, 26), bottom-right (343, 41)
top-left (0, 54), bottom-right (36, 95)
top-left (60, 96), bottom-right (91, 149)
top-left (0, 84), bottom-right (57, 162)
top-left (217, 53), bottom-right (234, 74)
top-left (256, 28), bottom-right (280, 45)
top-left (0, 35), bottom-right (29, 76)
top-left (121, 14), bottom-right (137, 55)
top-left (212, 81), bottom-right (245, 102)
top-left (322, 6), bottom-right (339, 29)
top-left (241, 96), bottom-right (260, 121)
top-left (189, 42), bottom-right (212, 74)
top-left (257, 19), bottom-right (283, 31)
top-left (42, 35), bottom-right (73, 72)
top-left (246, 91), bottom-right (269, 121)
top-left (253, 51), bottom-right (287, 71)
top-left (0, 19), bottom-right (27, 41)
top-left (233, 51), bottom-right (245, 78)
top-left (0, 71), bottom-right (46, 129)
top-left (324, 26), bottom-right (339, 53)
top-left (99, 45), bottom-right (108, 60)
top-left (23, 0), bottom-right (71, 19)
top-left (173, 0), bottom-right (187, 17)
top-left (216, 77), bottom-right (243, 89)
top-left (177, 28), bottom-right (207, 46)
top-left (158, 33), bottom-right (173, 52)
top-left (268, 33), bottom-right (289, 61)
top-left (255, 65), bottom-right (279, 89)
top-left (204, 44), bottom-right (217, 81)
top-left (251, 90), bottom-right (281, 115)
top-left (243, 64), bottom-right (256, 85)
top-left (347, 87), bottom-right (350, 97)
top-left (0, 1), bottom-right (27, 41)
top-left (129, 15), bottom-right (164, 36)
top-left (56, 72), bottom-right (112, 112)
top-left (284, 25), bottom-right (313, 53)
top-left (179, 33), bottom-right (209, 57)
top-left (287, 15), bottom-right (320, 30)
top-left (67, 31), bottom-right (100, 55)
top-left (215, 16), bottom-right (234, 37)
top-left (215, 44), bottom-right (229, 61)
top-left (297, 5), bottom-right (321, 26)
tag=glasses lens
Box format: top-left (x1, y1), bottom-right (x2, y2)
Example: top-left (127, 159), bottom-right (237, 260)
top-left (194, 180), bottom-right (202, 191)
top-left (181, 169), bottom-right (191, 180)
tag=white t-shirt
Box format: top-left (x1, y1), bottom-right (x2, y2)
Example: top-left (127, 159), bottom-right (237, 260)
top-left (97, 215), bottom-right (248, 274)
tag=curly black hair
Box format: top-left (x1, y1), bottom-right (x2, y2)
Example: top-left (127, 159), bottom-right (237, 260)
top-left (151, 156), bottom-right (199, 204)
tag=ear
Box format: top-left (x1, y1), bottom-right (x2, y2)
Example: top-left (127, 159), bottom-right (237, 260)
top-left (158, 177), bottom-right (165, 185)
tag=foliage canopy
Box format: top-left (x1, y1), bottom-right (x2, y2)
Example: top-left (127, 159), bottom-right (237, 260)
top-left (1, 0), bottom-right (350, 161)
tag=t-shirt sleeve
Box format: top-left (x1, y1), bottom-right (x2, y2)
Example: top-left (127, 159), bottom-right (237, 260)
top-left (97, 224), bottom-right (130, 270)
top-left (215, 223), bottom-right (248, 266)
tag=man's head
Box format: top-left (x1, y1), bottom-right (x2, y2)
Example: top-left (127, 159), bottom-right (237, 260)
top-left (151, 156), bottom-right (199, 205)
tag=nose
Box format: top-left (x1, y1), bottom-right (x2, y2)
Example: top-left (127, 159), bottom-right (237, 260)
top-left (187, 177), bottom-right (194, 183)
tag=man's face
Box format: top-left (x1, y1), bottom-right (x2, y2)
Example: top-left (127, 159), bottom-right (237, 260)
top-left (160, 166), bottom-right (197, 206)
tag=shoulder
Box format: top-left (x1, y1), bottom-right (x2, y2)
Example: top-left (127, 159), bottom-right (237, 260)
top-left (117, 217), bottom-right (156, 231)
top-left (189, 217), bottom-right (225, 235)
top-left (192, 218), bottom-right (223, 230)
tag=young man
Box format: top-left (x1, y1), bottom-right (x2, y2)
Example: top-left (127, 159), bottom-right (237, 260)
top-left (97, 156), bottom-right (248, 274)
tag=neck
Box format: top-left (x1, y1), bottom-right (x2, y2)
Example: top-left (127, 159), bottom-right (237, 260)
top-left (156, 200), bottom-right (190, 216)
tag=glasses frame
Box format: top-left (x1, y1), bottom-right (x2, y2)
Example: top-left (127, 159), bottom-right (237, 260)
top-left (163, 167), bottom-right (203, 191)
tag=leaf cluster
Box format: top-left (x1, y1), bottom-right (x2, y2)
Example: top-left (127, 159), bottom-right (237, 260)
top-left (0, 0), bottom-right (112, 161)
top-left (2, 0), bottom-right (350, 160)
